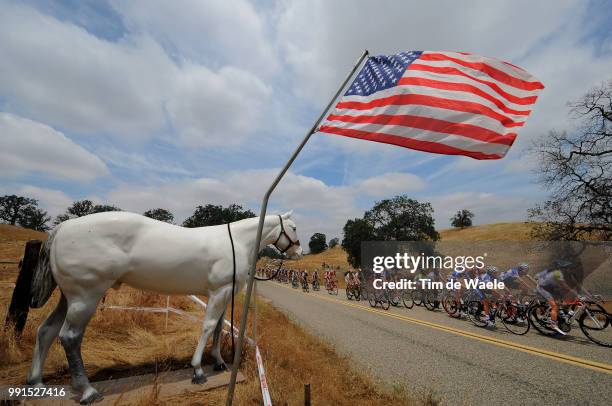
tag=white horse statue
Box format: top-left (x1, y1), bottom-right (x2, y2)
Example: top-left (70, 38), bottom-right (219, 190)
top-left (26, 211), bottom-right (302, 404)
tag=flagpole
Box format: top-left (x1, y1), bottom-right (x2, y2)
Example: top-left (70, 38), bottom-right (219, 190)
top-left (225, 49), bottom-right (369, 405)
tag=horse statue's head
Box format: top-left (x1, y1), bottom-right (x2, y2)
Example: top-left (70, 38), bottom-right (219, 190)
top-left (273, 211), bottom-right (303, 260)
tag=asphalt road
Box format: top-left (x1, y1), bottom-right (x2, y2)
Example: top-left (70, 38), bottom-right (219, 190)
top-left (258, 282), bottom-right (612, 406)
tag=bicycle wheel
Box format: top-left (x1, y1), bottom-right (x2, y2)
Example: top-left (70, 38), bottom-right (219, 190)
top-left (333, 284), bottom-right (338, 295)
top-left (368, 291), bottom-right (377, 308)
top-left (346, 288), bottom-right (353, 300)
top-left (354, 288), bottom-right (361, 301)
top-left (389, 291), bottom-right (400, 307)
top-left (360, 286), bottom-right (368, 301)
top-left (402, 290), bottom-right (414, 309)
top-left (467, 301), bottom-right (488, 327)
top-left (380, 294), bottom-right (390, 310)
top-left (423, 291), bottom-right (436, 311)
top-left (442, 293), bottom-right (460, 317)
top-left (411, 290), bottom-right (423, 306)
top-left (500, 303), bottom-right (530, 335)
top-left (528, 302), bottom-right (557, 337)
top-left (579, 306), bottom-right (611, 348)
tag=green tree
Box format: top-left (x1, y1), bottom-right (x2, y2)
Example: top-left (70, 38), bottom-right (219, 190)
top-left (183, 204), bottom-right (255, 228)
top-left (55, 200), bottom-right (121, 225)
top-left (341, 218), bottom-right (376, 268)
top-left (18, 206), bottom-right (51, 232)
top-left (143, 208), bottom-right (174, 223)
top-left (364, 195), bottom-right (439, 241)
top-left (259, 246), bottom-right (285, 259)
top-left (450, 209), bottom-right (474, 228)
top-left (329, 237), bottom-right (339, 248)
top-left (91, 204), bottom-right (121, 213)
top-left (308, 232), bottom-right (327, 254)
top-left (0, 195), bottom-right (38, 225)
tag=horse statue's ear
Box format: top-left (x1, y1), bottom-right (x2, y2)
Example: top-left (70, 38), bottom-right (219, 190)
top-left (281, 210), bottom-right (293, 219)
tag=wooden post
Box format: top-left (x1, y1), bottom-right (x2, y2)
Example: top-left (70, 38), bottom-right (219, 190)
top-left (304, 383), bottom-right (311, 406)
top-left (5, 240), bottom-right (42, 335)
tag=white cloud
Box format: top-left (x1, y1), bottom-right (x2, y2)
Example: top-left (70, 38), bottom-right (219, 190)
top-left (0, 1), bottom-right (272, 146)
top-left (0, 113), bottom-right (108, 181)
top-left (16, 185), bottom-right (72, 217)
top-left (111, 0), bottom-right (278, 75)
top-left (167, 64), bottom-right (272, 147)
top-left (357, 172), bottom-right (425, 197)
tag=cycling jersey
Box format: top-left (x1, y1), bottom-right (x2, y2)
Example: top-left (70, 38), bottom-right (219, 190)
top-left (500, 268), bottom-right (520, 288)
top-left (536, 270), bottom-right (565, 300)
top-left (473, 273), bottom-right (493, 300)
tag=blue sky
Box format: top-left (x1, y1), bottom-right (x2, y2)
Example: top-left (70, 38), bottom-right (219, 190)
top-left (1, 0), bottom-right (611, 242)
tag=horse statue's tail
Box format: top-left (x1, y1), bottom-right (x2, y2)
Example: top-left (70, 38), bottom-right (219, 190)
top-left (30, 225), bottom-right (60, 308)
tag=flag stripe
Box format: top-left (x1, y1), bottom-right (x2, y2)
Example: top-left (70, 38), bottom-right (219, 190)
top-left (326, 113), bottom-right (516, 145)
top-left (336, 93), bottom-right (524, 128)
top-left (398, 77), bottom-right (533, 115)
top-left (408, 62), bottom-right (537, 100)
top-left (319, 125), bottom-right (504, 159)
top-left (434, 51), bottom-right (535, 81)
top-left (339, 85), bottom-right (529, 123)
top-left (419, 52), bottom-right (544, 91)
top-left (403, 66), bottom-right (537, 105)
top-left (323, 120), bottom-right (512, 154)
top-left (332, 104), bottom-right (519, 137)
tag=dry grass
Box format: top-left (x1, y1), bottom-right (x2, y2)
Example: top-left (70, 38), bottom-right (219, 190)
top-left (0, 225), bottom-right (427, 405)
top-left (439, 222), bottom-right (537, 241)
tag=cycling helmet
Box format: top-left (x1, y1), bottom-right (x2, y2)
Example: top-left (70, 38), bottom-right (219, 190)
top-left (486, 266), bottom-right (499, 275)
top-left (518, 263), bottom-right (529, 275)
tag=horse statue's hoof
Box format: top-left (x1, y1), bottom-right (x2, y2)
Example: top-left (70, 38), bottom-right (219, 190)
top-left (191, 372), bottom-right (207, 384)
top-left (213, 362), bottom-right (228, 371)
top-left (79, 388), bottom-right (103, 404)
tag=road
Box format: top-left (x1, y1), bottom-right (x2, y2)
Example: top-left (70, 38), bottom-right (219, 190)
top-left (257, 282), bottom-right (612, 406)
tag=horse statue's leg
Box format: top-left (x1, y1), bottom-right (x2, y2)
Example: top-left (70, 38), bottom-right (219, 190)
top-left (210, 310), bottom-right (228, 371)
top-left (191, 285), bottom-right (232, 384)
top-left (27, 294), bottom-right (67, 386)
top-left (58, 295), bottom-right (104, 404)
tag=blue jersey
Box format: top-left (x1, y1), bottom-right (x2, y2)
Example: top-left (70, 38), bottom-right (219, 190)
top-left (500, 268), bottom-right (520, 282)
top-left (478, 273), bottom-right (493, 283)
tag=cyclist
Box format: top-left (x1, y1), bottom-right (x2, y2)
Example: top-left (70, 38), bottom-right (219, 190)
top-left (500, 263), bottom-right (533, 293)
top-left (535, 260), bottom-right (578, 335)
top-left (301, 269), bottom-right (309, 290)
top-left (353, 269), bottom-right (362, 287)
top-left (477, 266), bottom-right (499, 326)
top-left (344, 271), bottom-right (354, 290)
top-left (448, 269), bottom-right (467, 317)
top-left (312, 268), bottom-right (319, 289)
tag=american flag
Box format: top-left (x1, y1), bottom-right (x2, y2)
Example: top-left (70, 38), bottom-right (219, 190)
top-left (318, 51), bottom-right (544, 159)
